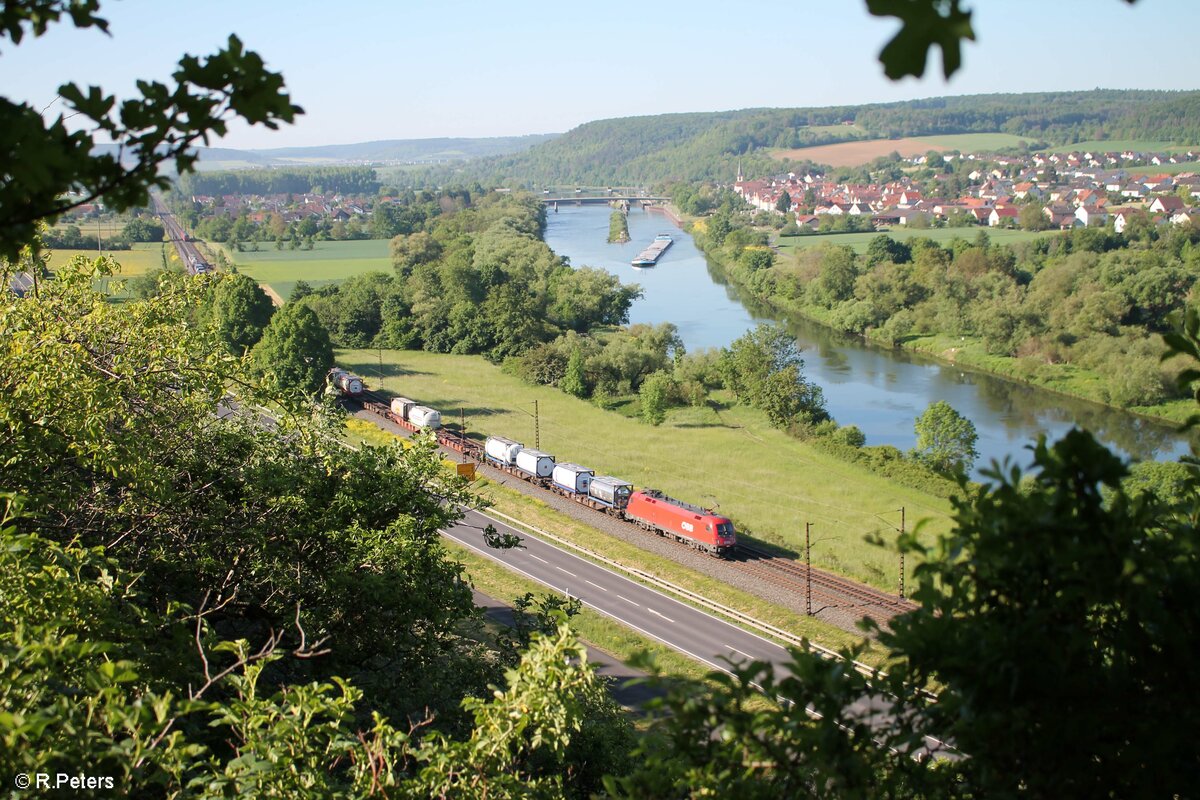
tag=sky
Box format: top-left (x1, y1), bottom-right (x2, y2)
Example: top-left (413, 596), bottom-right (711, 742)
top-left (5, 0), bottom-right (1199, 150)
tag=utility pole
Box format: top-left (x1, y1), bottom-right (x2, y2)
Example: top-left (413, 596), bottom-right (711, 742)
top-left (899, 506), bottom-right (906, 600)
top-left (805, 522), bottom-right (812, 617)
top-left (532, 399), bottom-right (540, 450)
top-left (460, 407), bottom-right (468, 464)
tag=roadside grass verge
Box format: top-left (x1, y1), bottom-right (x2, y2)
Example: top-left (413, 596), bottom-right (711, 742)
top-left (336, 347), bottom-right (954, 592)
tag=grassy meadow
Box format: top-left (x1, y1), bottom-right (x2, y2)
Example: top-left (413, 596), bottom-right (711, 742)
top-left (1047, 140), bottom-right (1199, 154)
top-left (221, 239), bottom-right (391, 300)
top-left (776, 227), bottom-right (1049, 255)
top-left (337, 348), bottom-right (954, 591)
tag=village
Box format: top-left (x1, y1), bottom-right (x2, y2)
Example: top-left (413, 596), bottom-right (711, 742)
top-left (734, 148), bottom-right (1200, 234)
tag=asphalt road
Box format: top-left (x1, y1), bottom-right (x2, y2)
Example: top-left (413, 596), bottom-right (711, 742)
top-left (447, 507), bottom-right (795, 681)
top-left (447, 507), bottom-right (953, 758)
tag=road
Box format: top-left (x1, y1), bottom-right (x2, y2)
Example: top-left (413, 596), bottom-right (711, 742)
top-left (447, 506), bottom-right (952, 758)
top-left (151, 192), bottom-right (208, 273)
top-left (447, 507), bottom-right (790, 680)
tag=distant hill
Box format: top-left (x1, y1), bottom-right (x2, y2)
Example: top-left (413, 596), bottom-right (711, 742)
top-left (189, 134), bottom-right (559, 171)
top-left (411, 89), bottom-right (1200, 187)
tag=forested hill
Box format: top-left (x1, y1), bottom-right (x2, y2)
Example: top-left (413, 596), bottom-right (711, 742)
top-left (415, 89), bottom-right (1200, 187)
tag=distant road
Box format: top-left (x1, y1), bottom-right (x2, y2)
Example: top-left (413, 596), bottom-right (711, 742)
top-left (151, 192), bottom-right (208, 274)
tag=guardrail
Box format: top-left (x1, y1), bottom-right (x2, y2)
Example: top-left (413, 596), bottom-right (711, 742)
top-left (480, 506), bottom-right (884, 680)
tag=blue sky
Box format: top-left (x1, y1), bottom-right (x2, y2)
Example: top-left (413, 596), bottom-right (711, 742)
top-left (5, 0), bottom-right (1198, 149)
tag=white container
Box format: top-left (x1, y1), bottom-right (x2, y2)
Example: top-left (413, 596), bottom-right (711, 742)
top-left (552, 463), bottom-right (594, 494)
top-left (329, 369), bottom-right (363, 395)
top-left (485, 436), bottom-right (523, 465)
top-left (589, 475), bottom-right (634, 508)
top-left (407, 406), bottom-right (442, 429)
top-left (390, 397), bottom-right (416, 419)
top-left (515, 448), bottom-right (555, 478)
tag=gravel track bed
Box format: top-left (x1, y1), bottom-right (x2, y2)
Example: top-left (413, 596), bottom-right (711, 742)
top-left (354, 407), bottom-right (885, 636)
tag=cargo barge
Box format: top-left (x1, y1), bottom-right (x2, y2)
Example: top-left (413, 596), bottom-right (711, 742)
top-left (631, 233), bottom-right (673, 267)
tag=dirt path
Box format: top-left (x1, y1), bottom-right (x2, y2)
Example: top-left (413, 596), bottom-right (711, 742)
top-left (259, 282), bottom-right (284, 307)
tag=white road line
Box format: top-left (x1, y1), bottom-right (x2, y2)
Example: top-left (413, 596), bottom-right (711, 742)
top-left (726, 644), bottom-right (754, 660)
top-left (556, 566), bottom-right (577, 577)
top-left (585, 580), bottom-right (608, 591)
top-left (528, 554), bottom-right (548, 564)
top-left (616, 594), bottom-right (640, 606)
top-left (647, 608), bottom-right (675, 623)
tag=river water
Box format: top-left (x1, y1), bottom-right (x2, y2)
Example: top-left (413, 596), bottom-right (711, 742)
top-left (544, 204), bottom-right (1194, 477)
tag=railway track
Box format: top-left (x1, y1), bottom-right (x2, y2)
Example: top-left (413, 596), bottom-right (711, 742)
top-left (736, 543), bottom-right (917, 619)
top-left (351, 389), bottom-right (917, 626)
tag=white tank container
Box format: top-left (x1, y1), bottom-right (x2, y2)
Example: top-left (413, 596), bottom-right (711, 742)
top-left (390, 397), bottom-right (415, 419)
top-left (552, 463), bottom-right (594, 494)
top-left (589, 476), bottom-right (634, 508)
top-left (407, 406), bottom-right (442, 429)
top-left (485, 436), bottom-right (523, 465)
top-left (330, 369), bottom-right (363, 395)
top-left (515, 448), bottom-right (555, 478)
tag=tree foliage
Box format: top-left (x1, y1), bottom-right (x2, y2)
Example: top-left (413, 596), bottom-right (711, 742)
top-left (206, 271), bottom-right (276, 355)
top-left (912, 400), bottom-right (979, 474)
top-left (721, 323), bottom-right (829, 428)
top-left (250, 301), bottom-right (334, 394)
top-left (0, 0), bottom-right (301, 261)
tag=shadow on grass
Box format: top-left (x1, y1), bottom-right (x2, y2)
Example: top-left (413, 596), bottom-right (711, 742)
top-left (343, 362), bottom-right (431, 379)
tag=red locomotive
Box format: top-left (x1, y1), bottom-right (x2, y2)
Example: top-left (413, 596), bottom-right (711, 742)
top-left (625, 489), bottom-right (737, 557)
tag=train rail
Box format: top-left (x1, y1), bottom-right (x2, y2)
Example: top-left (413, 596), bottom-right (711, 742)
top-left (350, 389), bottom-right (916, 626)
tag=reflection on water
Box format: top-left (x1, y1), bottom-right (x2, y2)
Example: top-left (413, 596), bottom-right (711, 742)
top-left (544, 205), bottom-right (1195, 476)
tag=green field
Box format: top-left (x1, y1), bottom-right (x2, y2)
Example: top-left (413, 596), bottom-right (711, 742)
top-left (1127, 162), bottom-right (1200, 176)
top-left (900, 132), bottom-right (1034, 151)
top-left (47, 242), bottom-right (169, 277)
top-left (337, 348), bottom-right (954, 591)
top-left (1048, 139), bottom-right (1199, 154)
top-left (223, 239), bottom-right (392, 300)
top-left (776, 227), bottom-right (1050, 255)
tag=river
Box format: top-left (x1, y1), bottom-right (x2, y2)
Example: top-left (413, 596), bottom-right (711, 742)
top-left (543, 204), bottom-right (1194, 477)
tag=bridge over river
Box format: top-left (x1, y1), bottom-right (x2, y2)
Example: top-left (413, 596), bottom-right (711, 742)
top-left (541, 195), bottom-right (669, 206)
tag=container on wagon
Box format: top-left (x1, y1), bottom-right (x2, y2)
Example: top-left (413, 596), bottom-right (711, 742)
top-left (515, 448), bottom-right (555, 479)
top-left (588, 476), bottom-right (634, 509)
top-left (485, 436), bottom-right (523, 465)
top-left (390, 397), bottom-right (416, 419)
top-left (408, 405), bottom-right (442, 429)
top-left (552, 463), bottom-right (594, 494)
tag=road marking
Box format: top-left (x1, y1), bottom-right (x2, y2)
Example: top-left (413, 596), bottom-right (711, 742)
top-left (616, 594), bottom-right (639, 606)
top-left (647, 608), bottom-right (675, 623)
top-left (726, 644), bottom-right (754, 660)
top-left (585, 580), bottom-right (608, 591)
top-left (528, 554), bottom-right (548, 564)
top-left (556, 566), bottom-right (577, 577)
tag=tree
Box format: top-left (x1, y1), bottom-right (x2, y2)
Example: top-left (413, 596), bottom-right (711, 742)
top-left (249, 302), bottom-right (334, 394)
top-left (639, 370), bottom-right (670, 425)
top-left (119, 216), bottom-right (165, 243)
top-left (775, 190), bottom-right (792, 214)
top-left (560, 347), bottom-right (588, 398)
top-left (207, 272), bottom-right (276, 355)
top-left (721, 324), bottom-right (828, 428)
top-left (912, 399), bottom-right (978, 473)
top-left (1020, 203), bottom-right (1051, 231)
top-left (0, 0), bottom-right (300, 261)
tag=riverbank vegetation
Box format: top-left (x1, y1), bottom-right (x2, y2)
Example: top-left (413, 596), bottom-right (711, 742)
top-left (273, 193), bottom-right (639, 362)
top-left (691, 202), bottom-right (1200, 421)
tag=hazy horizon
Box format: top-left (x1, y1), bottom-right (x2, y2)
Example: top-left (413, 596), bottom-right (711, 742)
top-left (7, 0), bottom-right (1199, 150)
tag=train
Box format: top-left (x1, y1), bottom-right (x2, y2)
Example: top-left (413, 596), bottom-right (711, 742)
top-left (326, 368), bottom-right (737, 557)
